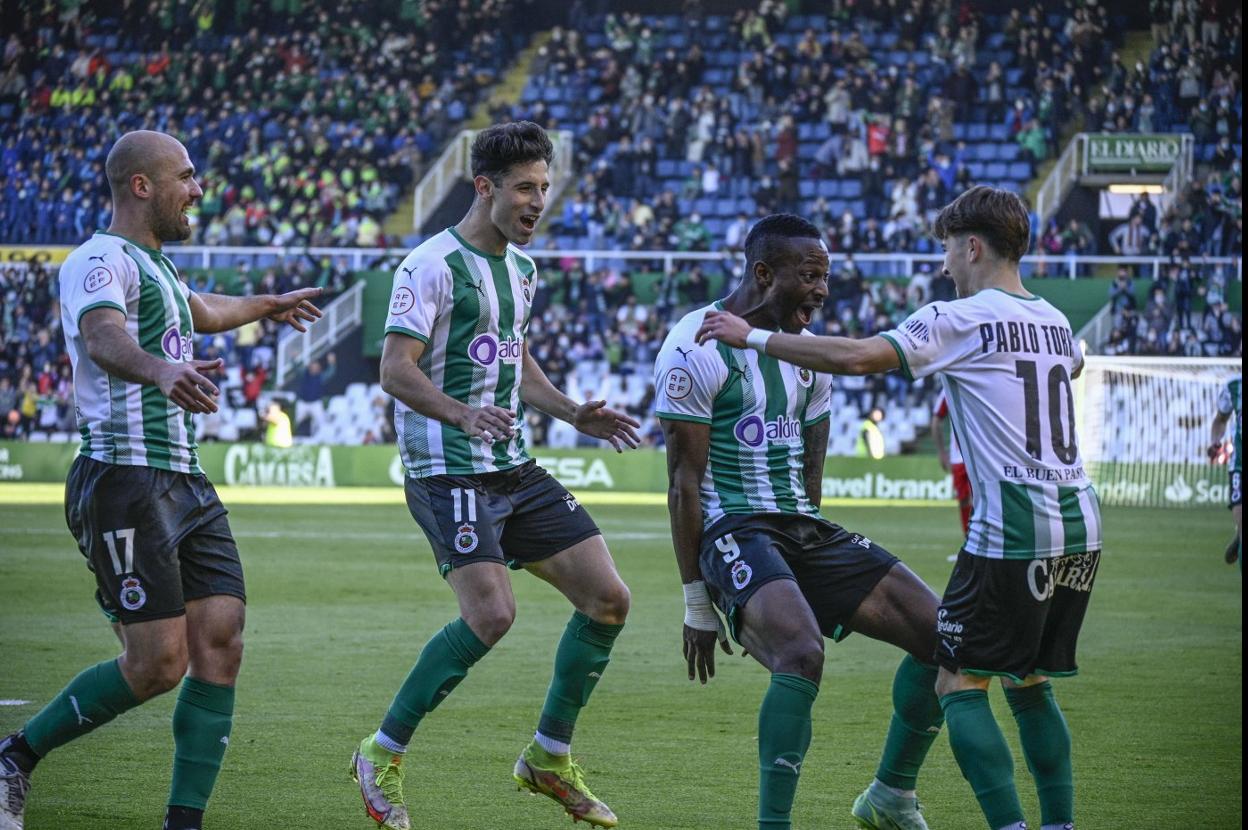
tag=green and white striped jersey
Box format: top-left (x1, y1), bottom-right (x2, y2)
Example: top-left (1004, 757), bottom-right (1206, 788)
top-left (881, 288), bottom-right (1102, 560)
top-left (385, 228), bottom-right (535, 478)
top-left (655, 303), bottom-right (832, 529)
top-left (58, 231), bottom-right (200, 473)
top-left (1216, 378), bottom-right (1241, 474)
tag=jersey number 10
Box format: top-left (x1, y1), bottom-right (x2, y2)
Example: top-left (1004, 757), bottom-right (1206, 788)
top-left (1014, 360), bottom-right (1078, 465)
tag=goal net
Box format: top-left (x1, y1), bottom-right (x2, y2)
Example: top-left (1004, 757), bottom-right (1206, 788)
top-left (1076, 357), bottom-right (1241, 508)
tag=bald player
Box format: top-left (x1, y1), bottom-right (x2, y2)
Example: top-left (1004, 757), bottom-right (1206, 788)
top-left (0, 130), bottom-right (323, 830)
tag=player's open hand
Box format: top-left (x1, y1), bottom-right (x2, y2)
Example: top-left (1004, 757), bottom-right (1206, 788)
top-left (683, 623), bottom-right (732, 684)
top-left (696, 311), bottom-right (751, 348)
top-left (572, 400), bottom-right (642, 452)
top-left (268, 287), bottom-right (324, 332)
top-left (158, 358), bottom-right (223, 414)
top-left (458, 405), bottom-right (516, 444)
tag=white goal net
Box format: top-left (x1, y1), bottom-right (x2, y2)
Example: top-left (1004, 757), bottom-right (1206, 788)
top-left (1077, 357), bottom-right (1241, 508)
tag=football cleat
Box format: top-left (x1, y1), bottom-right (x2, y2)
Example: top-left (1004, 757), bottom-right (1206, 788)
top-left (513, 743), bottom-right (617, 827)
top-left (852, 783), bottom-right (930, 830)
top-left (1225, 535), bottom-right (1239, 564)
top-left (0, 737), bottom-right (29, 830)
top-left (350, 737), bottom-right (410, 830)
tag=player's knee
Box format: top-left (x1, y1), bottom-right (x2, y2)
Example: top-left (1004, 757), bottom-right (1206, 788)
top-left (587, 580), bottom-right (630, 625)
top-left (465, 601), bottom-right (515, 646)
top-left (772, 635), bottom-right (824, 682)
top-left (124, 647), bottom-right (189, 699)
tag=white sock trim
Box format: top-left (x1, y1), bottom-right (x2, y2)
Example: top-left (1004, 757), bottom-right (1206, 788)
top-left (872, 778), bottom-right (917, 800)
top-left (534, 731), bottom-right (570, 756)
top-left (374, 730), bottom-right (407, 755)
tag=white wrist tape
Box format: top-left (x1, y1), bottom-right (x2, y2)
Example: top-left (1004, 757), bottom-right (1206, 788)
top-left (682, 580), bottom-right (720, 631)
top-left (745, 328), bottom-right (773, 353)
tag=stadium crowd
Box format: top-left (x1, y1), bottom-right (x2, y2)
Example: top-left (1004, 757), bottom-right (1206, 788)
top-left (0, 0), bottom-right (536, 247)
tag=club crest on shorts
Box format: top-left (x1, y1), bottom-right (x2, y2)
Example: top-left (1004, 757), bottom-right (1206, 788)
top-left (454, 523), bottom-right (479, 554)
top-left (119, 576), bottom-right (147, 611)
top-left (730, 559), bottom-right (753, 590)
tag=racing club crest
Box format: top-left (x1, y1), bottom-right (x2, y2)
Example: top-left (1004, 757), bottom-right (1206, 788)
top-left (731, 560), bottom-right (753, 590)
top-left (454, 523), bottom-right (479, 554)
top-left (120, 576), bottom-right (147, 611)
top-left (796, 367), bottom-right (813, 387)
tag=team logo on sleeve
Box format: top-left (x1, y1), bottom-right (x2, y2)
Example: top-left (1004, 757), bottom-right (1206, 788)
top-left (663, 367), bottom-right (693, 400)
top-left (454, 524), bottom-right (479, 554)
top-left (796, 367), bottom-right (813, 387)
top-left (390, 287), bottom-right (416, 315)
top-left (119, 577), bottom-right (147, 611)
top-left (521, 276), bottom-right (532, 303)
top-left (84, 266), bottom-right (115, 293)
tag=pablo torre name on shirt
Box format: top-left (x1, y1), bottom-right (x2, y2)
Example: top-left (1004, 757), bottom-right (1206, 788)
top-left (978, 319), bottom-right (1076, 357)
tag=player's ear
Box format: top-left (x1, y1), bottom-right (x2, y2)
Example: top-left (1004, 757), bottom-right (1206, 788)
top-left (130, 173), bottom-right (150, 200)
top-left (752, 260), bottom-right (773, 288)
top-left (472, 174), bottom-right (495, 201)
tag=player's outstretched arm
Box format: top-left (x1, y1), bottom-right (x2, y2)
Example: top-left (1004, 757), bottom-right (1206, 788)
top-left (380, 332), bottom-right (515, 444)
top-left (188, 287), bottom-right (324, 334)
top-left (519, 345), bottom-right (641, 452)
top-left (660, 417), bottom-right (732, 684)
top-left (696, 310), bottom-right (900, 376)
top-left (1209, 409), bottom-right (1231, 460)
top-left (81, 307), bottom-right (223, 413)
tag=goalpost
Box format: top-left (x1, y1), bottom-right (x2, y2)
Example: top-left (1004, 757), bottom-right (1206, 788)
top-left (1076, 357), bottom-right (1241, 508)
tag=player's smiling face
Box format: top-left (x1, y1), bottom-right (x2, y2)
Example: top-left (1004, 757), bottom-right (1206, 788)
top-left (488, 160), bottom-right (549, 246)
top-left (150, 143), bottom-right (202, 243)
top-left (764, 238), bottom-right (829, 333)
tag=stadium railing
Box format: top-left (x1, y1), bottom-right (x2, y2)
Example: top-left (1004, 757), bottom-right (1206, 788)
top-left (274, 279), bottom-right (366, 388)
top-left (163, 246), bottom-right (1243, 284)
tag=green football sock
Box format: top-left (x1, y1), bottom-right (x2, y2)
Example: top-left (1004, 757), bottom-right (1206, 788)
top-left (875, 656), bottom-right (943, 791)
top-left (380, 618), bottom-right (490, 747)
top-left (941, 689), bottom-right (1025, 829)
top-left (23, 659), bottom-right (139, 757)
top-left (169, 677), bottom-right (235, 811)
top-left (537, 611), bottom-right (624, 746)
top-left (1006, 682), bottom-right (1073, 826)
top-left (758, 673), bottom-right (819, 830)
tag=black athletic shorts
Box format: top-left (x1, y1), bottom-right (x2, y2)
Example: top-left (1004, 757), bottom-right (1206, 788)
top-left (64, 455), bottom-right (246, 625)
top-left (699, 512), bottom-right (899, 644)
top-left (936, 549), bottom-right (1101, 683)
top-left (405, 460), bottom-right (602, 577)
top-left (1230, 470), bottom-right (1242, 508)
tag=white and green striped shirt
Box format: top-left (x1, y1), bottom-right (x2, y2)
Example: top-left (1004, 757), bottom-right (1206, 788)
top-left (386, 228), bottom-right (535, 478)
top-left (882, 289), bottom-right (1102, 560)
top-left (655, 303), bottom-right (832, 529)
top-left (1216, 378), bottom-right (1241, 474)
top-left (59, 231), bottom-right (200, 473)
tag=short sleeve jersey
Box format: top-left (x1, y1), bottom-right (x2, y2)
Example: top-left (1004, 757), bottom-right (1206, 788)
top-left (881, 289), bottom-right (1101, 560)
top-left (385, 228), bottom-right (536, 478)
top-left (58, 231), bottom-right (200, 473)
top-left (1216, 378), bottom-right (1241, 474)
top-left (654, 303), bottom-right (832, 529)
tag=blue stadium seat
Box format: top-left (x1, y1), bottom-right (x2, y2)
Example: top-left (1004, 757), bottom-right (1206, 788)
top-left (989, 124), bottom-right (1010, 141)
top-left (1008, 162), bottom-right (1031, 180)
top-left (986, 162), bottom-right (1008, 181)
top-left (998, 144), bottom-right (1020, 161)
top-left (968, 124), bottom-right (988, 141)
top-left (715, 198), bottom-right (737, 215)
top-left (818, 180), bottom-right (839, 198)
top-left (841, 180), bottom-right (863, 198)
top-left (799, 181), bottom-right (817, 198)
top-left (657, 160), bottom-right (677, 178)
top-left (967, 162), bottom-right (986, 179)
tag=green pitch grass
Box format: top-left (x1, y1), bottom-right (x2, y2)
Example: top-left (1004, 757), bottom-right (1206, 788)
top-left (0, 493), bottom-right (1240, 829)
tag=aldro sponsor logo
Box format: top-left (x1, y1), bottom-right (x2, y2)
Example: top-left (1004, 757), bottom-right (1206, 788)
top-left (468, 333), bottom-right (523, 367)
top-left (161, 326), bottom-right (193, 361)
top-left (733, 414), bottom-right (803, 448)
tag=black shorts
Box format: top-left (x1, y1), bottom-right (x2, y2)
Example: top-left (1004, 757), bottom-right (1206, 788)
top-left (699, 513), bottom-right (899, 643)
top-left (1230, 470), bottom-right (1242, 508)
top-left (405, 460), bottom-right (602, 577)
top-left (936, 549), bottom-right (1101, 683)
top-left (64, 455), bottom-right (246, 625)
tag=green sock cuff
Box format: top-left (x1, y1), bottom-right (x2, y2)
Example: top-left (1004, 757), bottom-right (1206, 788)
top-left (940, 688), bottom-right (988, 712)
top-left (569, 610), bottom-right (625, 646)
top-left (1004, 681), bottom-right (1053, 713)
top-left (446, 617), bottom-right (491, 662)
top-left (771, 673), bottom-right (820, 701)
top-left (178, 677), bottom-right (235, 716)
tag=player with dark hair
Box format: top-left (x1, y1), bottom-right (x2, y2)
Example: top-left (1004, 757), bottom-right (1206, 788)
top-left (0, 129), bottom-right (322, 830)
top-left (699, 186), bottom-right (1103, 830)
top-left (655, 213), bottom-right (947, 830)
top-left (350, 121), bottom-right (641, 830)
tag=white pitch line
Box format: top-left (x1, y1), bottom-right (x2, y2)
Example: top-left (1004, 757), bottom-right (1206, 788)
top-left (0, 700), bottom-right (31, 706)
